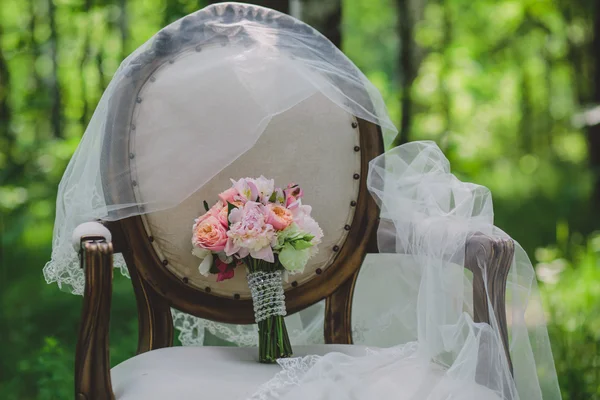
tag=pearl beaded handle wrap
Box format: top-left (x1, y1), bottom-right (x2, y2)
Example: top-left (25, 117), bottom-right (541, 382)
top-left (245, 258), bottom-right (293, 363)
top-left (247, 271), bottom-right (287, 323)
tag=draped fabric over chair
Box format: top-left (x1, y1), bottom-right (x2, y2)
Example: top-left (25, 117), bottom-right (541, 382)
top-left (249, 141), bottom-right (561, 400)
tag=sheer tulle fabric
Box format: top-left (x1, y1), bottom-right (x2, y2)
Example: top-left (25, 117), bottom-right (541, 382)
top-left (43, 2), bottom-right (394, 295)
top-left (250, 141), bottom-right (561, 400)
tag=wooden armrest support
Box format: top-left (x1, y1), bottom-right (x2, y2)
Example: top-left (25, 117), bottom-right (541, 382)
top-left (75, 237), bottom-right (115, 400)
top-left (465, 233), bottom-right (515, 375)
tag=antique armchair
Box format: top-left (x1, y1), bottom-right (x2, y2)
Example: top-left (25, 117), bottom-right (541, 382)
top-left (70, 4), bottom-right (515, 400)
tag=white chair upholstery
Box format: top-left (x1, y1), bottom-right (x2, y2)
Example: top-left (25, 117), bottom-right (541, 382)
top-left (111, 345), bottom-right (369, 400)
top-left (111, 344), bottom-right (501, 399)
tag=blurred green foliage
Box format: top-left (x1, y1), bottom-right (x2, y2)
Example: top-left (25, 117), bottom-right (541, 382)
top-left (538, 232), bottom-right (600, 398)
top-left (0, 0), bottom-right (598, 398)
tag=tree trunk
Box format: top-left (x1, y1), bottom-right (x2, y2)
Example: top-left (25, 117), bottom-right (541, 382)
top-left (232, 0), bottom-right (289, 14)
top-left (0, 26), bottom-right (11, 141)
top-left (589, 2), bottom-right (600, 204)
top-left (119, 0), bottom-right (128, 61)
top-left (47, 0), bottom-right (62, 138)
top-left (439, 0), bottom-right (452, 150)
top-left (393, 0), bottom-right (415, 147)
top-left (301, 0), bottom-right (341, 48)
top-left (80, 0), bottom-right (92, 125)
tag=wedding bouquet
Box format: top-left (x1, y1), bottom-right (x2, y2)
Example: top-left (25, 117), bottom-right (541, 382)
top-left (191, 176), bottom-right (323, 363)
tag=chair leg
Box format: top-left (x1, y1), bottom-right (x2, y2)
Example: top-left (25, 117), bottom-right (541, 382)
top-left (123, 251), bottom-right (174, 354)
top-left (465, 233), bottom-right (515, 375)
top-left (75, 238), bottom-right (115, 400)
top-left (324, 270), bottom-right (359, 344)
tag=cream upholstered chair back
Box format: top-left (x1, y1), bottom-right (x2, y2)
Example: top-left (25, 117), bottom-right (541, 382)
top-left (136, 92), bottom-right (362, 299)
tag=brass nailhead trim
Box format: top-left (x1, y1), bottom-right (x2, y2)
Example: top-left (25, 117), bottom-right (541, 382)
top-left (148, 236), bottom-right (154, 242)
top-left (353, 173), bottom-right (360, 180)
top-left (354, 146), bottom-right (360, 152)
top-left (316, 268), bottom-right (322, 275)
top-left (291, 281), bottom-right (298, 287)
top-left (169, 59), bottom-right (175, 64)
top-left (333, 245), bottom-right (340, 252)
top-left (136, 97), bottom-right (142, 103)
top-left (182, 277), bottom-right (189, 284)
top-left (195, 45), bottom-right (202, 52)
top-left (132, 180), bottom-right (137, 187)
top-left (350, 200), bottom-right (357, 207)
top-left (234, 293), bottom-right (240, 300)
top-left (162, 259), bottom-right (168, 266)
top-left (344, 225), bottom-right (351, 231)
top-left (351, 121), bottom-right (358, 128)
top-left (129, 153), bottom-right (135, 159)
top-left (205, 287), bottom-right (211, 293)
top-left (150, 76), bottom-right (156, 82)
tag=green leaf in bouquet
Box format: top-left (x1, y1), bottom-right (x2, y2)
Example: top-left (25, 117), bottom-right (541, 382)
top-left (203, 200), bottom-right (210, 212)
top-left (209, 256), bottom-right (220, 274)
top-left (290, 239), bottom-right (313, 250)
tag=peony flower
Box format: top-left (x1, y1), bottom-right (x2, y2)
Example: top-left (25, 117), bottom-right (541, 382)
top-left (225, 201), bottom-right (276, 262)
top-left (266, 203), bottom-right (294, 231)
top-left (192, 215), bottom-right (228, 252)
top-left (291, 205), bottom-right (324, 249)
top-left (216, 259), bottom-right (235, 282)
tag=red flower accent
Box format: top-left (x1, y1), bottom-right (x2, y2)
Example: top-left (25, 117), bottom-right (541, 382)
top-left (216, 259), bottom-right (235, 282)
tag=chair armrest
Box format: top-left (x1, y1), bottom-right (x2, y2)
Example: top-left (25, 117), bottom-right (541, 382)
top-left (75, 227), bottom-right (115, 400)
top-left (465, 233), bottom-right (514, 375)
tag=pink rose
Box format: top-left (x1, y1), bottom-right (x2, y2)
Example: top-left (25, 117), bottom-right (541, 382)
top-left (192, 215), bottom-right (228, 252)
top-left (201, 201), bottom-right (228, 228)
top-left (218, 187), bottom-right (238, 204)
top-left (215, 204), bottom-right (229, 227)
top-left (266, 203), bottom-right (294, 231)
top-left (216, 259), bottom-right (235, 282)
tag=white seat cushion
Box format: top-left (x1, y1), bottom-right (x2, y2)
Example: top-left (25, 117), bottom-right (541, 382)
top-left (111, 345), bottom-right (369, 400)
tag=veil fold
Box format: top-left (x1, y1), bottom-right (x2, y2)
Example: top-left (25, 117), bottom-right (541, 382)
top-left (250, 141), bottom-right (561, 400)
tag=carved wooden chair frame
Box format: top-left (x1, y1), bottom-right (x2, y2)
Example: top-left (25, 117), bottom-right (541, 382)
top-left (73, 6), bottom-right (515, 400)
